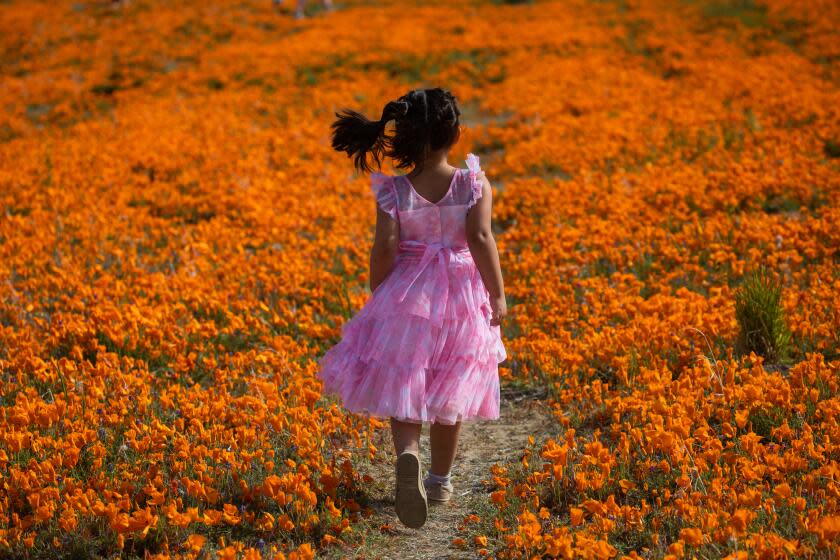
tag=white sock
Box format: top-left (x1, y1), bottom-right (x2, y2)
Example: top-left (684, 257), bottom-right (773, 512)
top-left (426, 471), bottom-right (451, 485)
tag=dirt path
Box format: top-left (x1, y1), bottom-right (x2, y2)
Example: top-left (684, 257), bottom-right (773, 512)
top-left (332, 390), bottom-right (555, 559)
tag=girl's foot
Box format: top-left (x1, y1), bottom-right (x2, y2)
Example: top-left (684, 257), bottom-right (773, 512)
top-left (424, 476), bottom-right (454, 502)
top-left (395, 451), bottom-right (428, 528)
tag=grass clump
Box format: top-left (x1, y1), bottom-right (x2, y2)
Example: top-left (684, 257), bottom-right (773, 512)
top-left (734, 266), bottom-right (792, 364)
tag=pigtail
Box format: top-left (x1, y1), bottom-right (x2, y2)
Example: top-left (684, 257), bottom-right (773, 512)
top-left (331, 100), bottom-right (409, 173)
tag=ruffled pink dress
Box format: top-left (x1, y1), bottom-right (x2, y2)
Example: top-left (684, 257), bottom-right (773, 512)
top-left (317, 153), bottom-right (507, 425)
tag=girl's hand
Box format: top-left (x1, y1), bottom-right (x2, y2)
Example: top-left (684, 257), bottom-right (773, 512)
top-left (489, 295), bottom-right (507, 327)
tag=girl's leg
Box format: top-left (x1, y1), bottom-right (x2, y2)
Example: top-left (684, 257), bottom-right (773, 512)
top-left (429, 421), bottom-right (461, 475)
top-left (390, 418), bottom-right (422, 456)
top-left (295, 0), bottom-right (305, 18)
top-left (391, 418), bottom-right (427, 528)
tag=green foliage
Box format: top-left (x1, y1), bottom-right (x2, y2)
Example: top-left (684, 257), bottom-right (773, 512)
top-left (702, 0), bottom-right (768, 28)
top-left (206, 77), bottom-right (225, 90)
top-left (748, 405), bottom-right (786, 440)
top-left (734, 266), bottom-right (792, 363)
top-left (824, 139), bottom-right (840, 159)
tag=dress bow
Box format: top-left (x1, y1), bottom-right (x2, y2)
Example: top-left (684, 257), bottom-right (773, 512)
top-left (395, 240), bottom-right (468, 329)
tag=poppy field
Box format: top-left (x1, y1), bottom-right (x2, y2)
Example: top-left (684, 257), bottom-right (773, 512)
top-left (1, 0), bottom-right (839, 558)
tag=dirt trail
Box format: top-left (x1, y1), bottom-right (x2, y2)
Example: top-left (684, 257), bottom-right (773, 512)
top-left (335, 391), bottom-right (555, 559)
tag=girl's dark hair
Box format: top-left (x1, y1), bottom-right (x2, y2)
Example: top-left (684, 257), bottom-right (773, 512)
top-left (331, 88), bottom-right (461, 173)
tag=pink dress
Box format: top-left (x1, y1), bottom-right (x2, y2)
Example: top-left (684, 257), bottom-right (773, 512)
top-left (317, 153), bottom-right (507, 425)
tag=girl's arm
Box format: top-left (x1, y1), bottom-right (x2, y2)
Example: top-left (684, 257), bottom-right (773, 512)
top-left (369, 205), bottom-right (399, 292)
top-left (465, 176), bottom-right (507, 326)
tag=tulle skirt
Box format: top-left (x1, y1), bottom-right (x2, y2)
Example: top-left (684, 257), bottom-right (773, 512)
top-left (316, 249), bottom-right (506, 425)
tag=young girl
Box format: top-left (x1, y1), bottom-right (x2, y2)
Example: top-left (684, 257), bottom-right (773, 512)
top-left (318, 87), bottom-right (507, 529)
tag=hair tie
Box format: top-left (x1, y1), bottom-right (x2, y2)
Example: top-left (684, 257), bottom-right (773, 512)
top-left (379, 100), bottom-right (410, 124)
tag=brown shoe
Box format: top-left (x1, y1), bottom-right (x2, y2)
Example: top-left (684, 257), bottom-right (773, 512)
top-left (423, 477), bottom-right (454, 502)
top-left (395, 451), bottom-right (428, 528)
